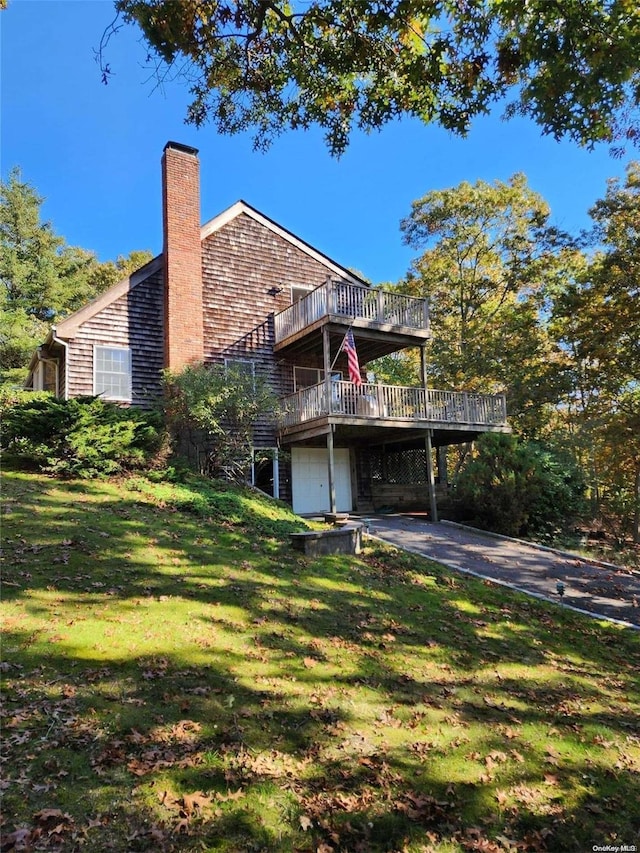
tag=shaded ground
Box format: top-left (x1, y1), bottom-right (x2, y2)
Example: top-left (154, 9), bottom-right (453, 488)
top-left (366, 515), bottom-right (640, 628)
top-left (3, 471), bottom-right (640, 852)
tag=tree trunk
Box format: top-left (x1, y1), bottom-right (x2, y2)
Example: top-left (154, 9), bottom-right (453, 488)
top-left (633, 459), bottom-right (640, 545)
top-left (452, 442), bottom-right (472, 479)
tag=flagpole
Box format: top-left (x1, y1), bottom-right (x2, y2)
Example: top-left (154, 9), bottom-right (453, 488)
top-left (329, 324), bottom-right (354, 373)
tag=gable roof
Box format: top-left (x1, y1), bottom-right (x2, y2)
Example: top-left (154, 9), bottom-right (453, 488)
top-left (49, 200), bottom-right (367, 340)
top-left (24, 254), bottom-right (164, 388)
top-left (55, 255), bottom-right (164, 338)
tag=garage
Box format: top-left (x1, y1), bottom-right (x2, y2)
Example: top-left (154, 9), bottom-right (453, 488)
top-left (291, 447), bottom-right (352, 515)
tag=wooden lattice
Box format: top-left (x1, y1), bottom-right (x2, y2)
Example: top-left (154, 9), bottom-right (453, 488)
top-left (365, 449), bottom-right (427, 484)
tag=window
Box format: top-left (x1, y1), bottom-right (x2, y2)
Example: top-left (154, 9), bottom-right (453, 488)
top-left (224, 358), bottom-right (255, 377)
top-left (94, 346), bottom-right (131, 401)
top-left (291, 285), bottom-right (315, 304)
top-left (224, 358), bottom-right (255, 389)
top-left (293, 366), bottom-right (341, 390)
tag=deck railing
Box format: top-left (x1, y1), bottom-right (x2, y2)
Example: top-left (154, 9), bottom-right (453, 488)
top-left (281, 381), bottom-right (507, 428)
top-left (274, 280), bottom-right (429, 343)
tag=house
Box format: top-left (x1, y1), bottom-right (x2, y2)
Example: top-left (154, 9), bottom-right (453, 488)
top-left (26, 141), bottom-right (510, 517)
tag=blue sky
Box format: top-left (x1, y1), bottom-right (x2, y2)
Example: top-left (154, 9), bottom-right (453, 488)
top-left (1, 0), bottom-right (633, 284)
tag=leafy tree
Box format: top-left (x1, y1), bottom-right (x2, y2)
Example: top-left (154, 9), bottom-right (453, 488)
top-left (399, 173), bottom-right (572, 436)
top-left (367, 350), bottom-right (420, 386)
top-left (453, 433), bottom-right (586, 539)
top-left (2, 169), bottom-right (91, 323)
top-left (0, 168), bottom-right (152, 385)
top-left (109, 0), bottom-right (640, 155)
top-left (584, 161), bottom-right (640, 388)
top-left (163, 362), bottom-right (279, 480)
top-left (88, 251), bottom-right (157, 294)
top-left (551, 162), bottom-right (640, 542)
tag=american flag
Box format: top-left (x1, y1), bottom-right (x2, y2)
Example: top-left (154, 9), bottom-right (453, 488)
top-left (341, 329), bottom-right (362, 387)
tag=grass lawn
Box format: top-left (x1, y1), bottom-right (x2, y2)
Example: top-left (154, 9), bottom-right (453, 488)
top-left (2, 468), bottom-right (639, 852)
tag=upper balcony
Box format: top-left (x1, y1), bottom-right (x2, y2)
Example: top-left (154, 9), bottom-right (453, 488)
top-left (273, 280), bottom-right (429, 360)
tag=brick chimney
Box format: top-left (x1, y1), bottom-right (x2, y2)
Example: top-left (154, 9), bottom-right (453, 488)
top-left (162, 141), bottom-right (204, 371)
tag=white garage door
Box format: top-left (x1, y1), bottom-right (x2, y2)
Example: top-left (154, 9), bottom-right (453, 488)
top-left (291, 448), bottom-right (352, 515)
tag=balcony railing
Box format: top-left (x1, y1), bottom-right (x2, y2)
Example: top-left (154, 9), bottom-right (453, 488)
top-left (274, 280), bottom-right (429, 343)
top-left (281, 381), bottom-right (507, 429)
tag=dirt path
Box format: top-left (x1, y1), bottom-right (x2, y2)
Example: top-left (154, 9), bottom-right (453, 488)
top-left (365, 515), bottom-right (640, 628)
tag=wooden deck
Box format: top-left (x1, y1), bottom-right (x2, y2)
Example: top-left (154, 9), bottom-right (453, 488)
top-left (280, 381), bottom-right (508, 440)
top-left (274, 280), bottom-right (429, 348)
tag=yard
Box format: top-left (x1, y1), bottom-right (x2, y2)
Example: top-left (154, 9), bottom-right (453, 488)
top-left (2, 469), bottom-right (639, 852)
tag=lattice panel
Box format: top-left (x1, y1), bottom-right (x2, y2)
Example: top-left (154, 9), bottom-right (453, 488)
top-left (367, 452), bottom-right (385, 482)
top-left (386, 449), bottom-right (427, 483)
top-left (364, 449), bottom-right (427, 484)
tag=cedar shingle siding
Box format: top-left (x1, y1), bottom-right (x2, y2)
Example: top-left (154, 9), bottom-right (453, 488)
top-left (64, 214), bottom-right (347, 420)
top-left (201, 212), bottom-right (350, 447)
top-left (59, 207), bottom-right (351, 496)
top-left (66, 270), bottom-right (164, 405)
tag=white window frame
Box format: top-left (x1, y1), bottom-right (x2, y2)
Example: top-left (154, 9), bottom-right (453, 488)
top-left (290, 284), bottom-right (315, 304)
top-left (93, 345), bottom-right (132, 402)
top-left (224, 358), bottom-right (255, 376)
top-left (224, 357), bottom-right (256, 390)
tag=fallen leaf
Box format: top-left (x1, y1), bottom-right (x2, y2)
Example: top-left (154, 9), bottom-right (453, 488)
top-left (173, 817), bottom-right (190, 834)
top-left (496, 834), bottom-right (519, 850)
top-left (215, 788), bottom-right (244, 802)
top-left (181, 791), bottom-right (213, 814)
top-left (1, 827), bottom-right (36, 850)
top-left (33, 809), bottom-right (73, 825)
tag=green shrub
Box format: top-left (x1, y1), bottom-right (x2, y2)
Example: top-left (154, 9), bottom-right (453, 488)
top-left (452, 433), bottom-right (587, 539)
top-left (0, 391), bottom-right (165, 477)
top-left (163, 362), bottom-right (279, 480)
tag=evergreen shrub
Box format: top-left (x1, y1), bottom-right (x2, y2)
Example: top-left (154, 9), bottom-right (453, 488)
top-left (0, 390), bottom-right (165, 477)
top-left (452, 433), bottom-right (587, 539)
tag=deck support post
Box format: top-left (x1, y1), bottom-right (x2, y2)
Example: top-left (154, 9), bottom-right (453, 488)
top-left (421, 343), bottom-right (438, 520)
top-left (425, 429), bottom-right (439, 523)
top-left (327, 425), bottom-right (337, 515)
top-left (322, 326), bottom-right (332, 415)
top-left (420, 344), bottom-right (428, 417)
top-left (273, 448), bottom-right (280, 500)
top-left (323, 326), bottom-right (337, 514)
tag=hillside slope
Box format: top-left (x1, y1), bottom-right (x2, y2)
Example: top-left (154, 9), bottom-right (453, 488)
top-left (2, 470), bottom-right (639, 852)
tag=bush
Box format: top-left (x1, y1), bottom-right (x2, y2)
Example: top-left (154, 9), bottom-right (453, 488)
top-left (163, 362), bottom-right (279, 480)
top-left (452, 433), bottom-right (587, 539)
top-left (0, 391), bottom-right (165, 477)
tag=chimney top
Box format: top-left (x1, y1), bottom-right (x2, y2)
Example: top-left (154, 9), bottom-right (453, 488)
top-left (164, 140), bottom-right (199, 157)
